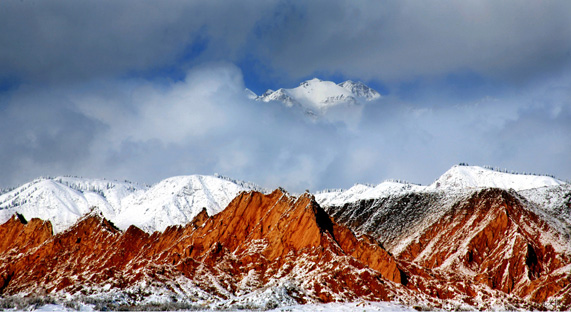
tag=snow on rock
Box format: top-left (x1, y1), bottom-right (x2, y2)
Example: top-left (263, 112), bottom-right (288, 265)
top-left (338, 80), bottom-right (381, 100)
top-left (317, 166), bottom-right (566, 209)
top-left (1, 165), bottom-right (567, 235)
top-left (427, 165), bottom-right (565, 192)
top-left (17, 300), bottom-right (421, 312)
top-left (266, 301), bottom-right (424, 312)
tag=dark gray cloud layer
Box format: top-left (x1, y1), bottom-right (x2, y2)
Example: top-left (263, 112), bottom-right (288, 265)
top-left (3, 1), bottom-right (571, 86)
top-left (0, 1), bottom-right (570, 191)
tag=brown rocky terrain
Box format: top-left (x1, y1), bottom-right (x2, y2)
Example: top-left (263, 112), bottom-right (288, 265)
top-left (0, 188), bottom-right (570, 310)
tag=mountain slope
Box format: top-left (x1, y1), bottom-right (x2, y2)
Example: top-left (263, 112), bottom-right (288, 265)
top-left (0, 177), bottom-right (143, 234)
top-left (323, 188), bottom-right (571, 309)
top-left (1, 165), bottom-right (570, 309)
top-left (2, 188), bottom-right (570, 310)
top-left (114, 175), bottom-right (265, 232)
top-left (316, 166), bottom-right (565, 209)
top-left (428, 165), bottom-right (564, 192)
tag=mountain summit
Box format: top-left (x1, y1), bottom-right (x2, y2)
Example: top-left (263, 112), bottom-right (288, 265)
top-left (253, 78), bottom-right (380, 121)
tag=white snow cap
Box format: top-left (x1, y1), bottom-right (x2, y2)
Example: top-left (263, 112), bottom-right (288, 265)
top-left (316, 165), bottom-right (566, 207)
top-left (115, 175), bottom-right (261, 233)
top-left (316, 181), bottom-right (424, 207)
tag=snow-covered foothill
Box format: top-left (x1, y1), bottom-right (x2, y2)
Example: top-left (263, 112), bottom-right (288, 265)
top-left (0, 177), bottom-right (143, 234)
top-left (315, 181), bottom-right (424, 208)
top-left (316, 165), bottom-right (568, 222)
top-left (427, 165), bottom-right (564, 192)
top-left (114, 174), bottom-right (263, 233)
top-left (0, 174), bottom-right (265, 234)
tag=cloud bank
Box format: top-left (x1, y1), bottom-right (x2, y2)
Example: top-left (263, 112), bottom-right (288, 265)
top-left (1, 64), bottom-right (569, 192)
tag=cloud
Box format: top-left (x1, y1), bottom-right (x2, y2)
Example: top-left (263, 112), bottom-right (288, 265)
top-left (1, 64), bottom-right (569, 192)
top-left (0, 86), bottom-right (105, 185)
top-left (248, 1), bottom-right (571, 87)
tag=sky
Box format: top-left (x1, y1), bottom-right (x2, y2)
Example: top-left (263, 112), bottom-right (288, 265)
top-left (1, 0), bottom-right (570, 192)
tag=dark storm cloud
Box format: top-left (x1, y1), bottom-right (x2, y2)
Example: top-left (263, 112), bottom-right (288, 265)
top-left (249, 1), bottom-right (571, 87)
top-left (2, 1), bottom-right (570, 86)
top-left (0, 86), bottom-right (105, 184)
top-left (0, 0), bottom-right (275, 83)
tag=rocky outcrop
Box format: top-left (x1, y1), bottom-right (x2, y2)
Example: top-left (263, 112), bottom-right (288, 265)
top-left (0, 214), bottom-right (53, 294)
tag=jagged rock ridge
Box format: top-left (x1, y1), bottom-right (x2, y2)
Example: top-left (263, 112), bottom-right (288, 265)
top-left (0, 190), bottom-right (410, 309)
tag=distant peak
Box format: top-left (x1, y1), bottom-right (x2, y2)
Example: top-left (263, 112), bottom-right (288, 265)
top-left (253, 78), bottom-right (381, 120)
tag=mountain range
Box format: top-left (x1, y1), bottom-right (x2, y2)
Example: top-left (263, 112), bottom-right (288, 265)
top-left (0, 165), bottom-right (570, 310)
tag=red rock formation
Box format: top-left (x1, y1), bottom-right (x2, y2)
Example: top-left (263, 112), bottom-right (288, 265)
top-left (0, 214), bottom-right (53, 294)
top-left (0, 190), bottom-right (405, 304)
top-left (394, 188), bottom-right (571, 308)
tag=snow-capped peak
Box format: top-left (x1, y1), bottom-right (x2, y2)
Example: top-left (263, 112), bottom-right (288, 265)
top-left (254, 78), bottom-right (381, 118)
top-left (114, 174), bottom-right (265, 233)
top-left (427, 165), bottom-right (565, 191)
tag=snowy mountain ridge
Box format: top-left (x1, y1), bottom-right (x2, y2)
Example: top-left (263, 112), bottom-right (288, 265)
top-left (427, 165), bottom-right (565, 191)
top-left (1, 165), bottom-right (570, 310)
top-left (0, 165), bottom-right (566, 234)
top-left (316, 165), bottom-right (566, 208)
top-left (0, 174), bottom-right (266, 234)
